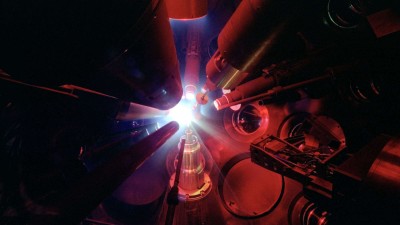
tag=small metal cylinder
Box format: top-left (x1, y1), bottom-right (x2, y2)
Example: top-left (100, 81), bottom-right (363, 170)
top-left (213, 75), bottom-right (276, 110)
top-left (184, 24), bottom-right (202, 99)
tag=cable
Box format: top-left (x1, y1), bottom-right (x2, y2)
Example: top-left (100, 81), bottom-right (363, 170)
top-left (164, 138), bottom-right (186, 225)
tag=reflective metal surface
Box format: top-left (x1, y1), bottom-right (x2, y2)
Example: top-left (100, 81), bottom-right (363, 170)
top-left (218, 153), bottom-right (284, 218)
top-left (1, 1), bottom-right (400, 225)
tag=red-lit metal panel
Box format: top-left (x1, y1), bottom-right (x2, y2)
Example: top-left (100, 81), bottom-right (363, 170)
top-left (166, 0), bottom-right (208, 20)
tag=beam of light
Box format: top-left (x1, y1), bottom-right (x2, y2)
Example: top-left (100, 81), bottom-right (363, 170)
top-left (166, 97), bottom-right (196, 127)
top-left (115, 102), bottom-right (169, 121)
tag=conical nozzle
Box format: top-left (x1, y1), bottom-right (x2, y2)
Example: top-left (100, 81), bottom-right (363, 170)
top-left (180, 129), bottom-right (205, 190)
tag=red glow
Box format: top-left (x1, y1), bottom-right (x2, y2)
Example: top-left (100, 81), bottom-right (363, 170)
top-left (168, 14), bottom-right (208, 21)
top-left (165, 0), bottom-right (207, 20)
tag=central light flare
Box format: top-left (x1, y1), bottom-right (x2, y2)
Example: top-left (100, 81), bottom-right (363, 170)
top-left (167, 98), bottom-right (195, 127)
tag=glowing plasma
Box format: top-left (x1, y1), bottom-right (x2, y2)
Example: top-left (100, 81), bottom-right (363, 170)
top-left (167, 98), bottom-right (195, 126)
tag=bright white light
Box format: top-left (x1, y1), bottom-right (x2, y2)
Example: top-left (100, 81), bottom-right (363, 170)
top-left (222, 88), bottom-right (231, 94)
top-left (186, 92), bottom-right (195, 100)
top-left (168, 100), bottom-right (193, 126)
top-left (230, 104), bottom-right (241, 111)
top-left (185, 84), bottom-right (197, 100)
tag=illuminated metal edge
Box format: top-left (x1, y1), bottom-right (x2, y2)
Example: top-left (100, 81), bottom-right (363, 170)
top-left (169, 173), bottom-right (212, 202)
top-left (222, 102), bottom-right (269, 143)
top-left (217, 152), bottom-right (285, 219)
top-left (250, 135), bottom-right (312, 183)
top-left (288, 193), bottom-right (330, 225)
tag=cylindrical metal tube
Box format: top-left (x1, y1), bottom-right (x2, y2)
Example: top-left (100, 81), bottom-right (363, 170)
top-left (50, 121), bottom-right (179, 225)
top-left (0, 0), bottom-right (182, 110)
top-left (103, 0), bottom-right (182, 110)
top-left (213, 46), bottom-right (353, 110)
top-left (218, 0), bottom-right (299, 72)
top-left (204, 0), bottom-right (304, 91)
top-left (184, 24), bottom-right (202, 99)
top-left (205, 50), bottom-right (249, 91)
top-left (165, 0), bottom-right (208, 19)
top-left (214, 75), bottom-right (276, 110)
top-left (116, 101), bottom-right (168, 121)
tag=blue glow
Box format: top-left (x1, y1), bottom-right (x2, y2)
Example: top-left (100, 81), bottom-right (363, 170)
top-left (169, 15), bottom-right (208, 30)
top-left (167, 98), bottom-right (195, 127)
top-left (169, 14), bottom-right (208, 23)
